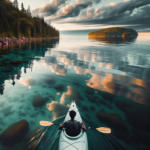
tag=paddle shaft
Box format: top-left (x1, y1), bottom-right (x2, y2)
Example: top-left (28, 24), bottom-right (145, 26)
top-left (88, 127), bottom-right (96, 130)
top-left (54, 123), bottom-right (61, 125)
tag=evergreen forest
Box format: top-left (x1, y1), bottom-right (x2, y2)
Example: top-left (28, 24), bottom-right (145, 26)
top-left (0, 0), bottom-right (59, 38)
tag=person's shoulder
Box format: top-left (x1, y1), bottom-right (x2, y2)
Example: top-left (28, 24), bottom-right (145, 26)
top-left (65, 120), bottom-right (70, 123)
top-left (75, 120), bottom-right (82, 124)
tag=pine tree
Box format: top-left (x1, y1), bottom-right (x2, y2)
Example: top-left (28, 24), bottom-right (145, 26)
top-left (26, 5), bottom-right (31, 16)
top-left (13, 0), bottom-right (18, 9)
top-left (21, 3), bottom-right (25, 13)
top-left (14, 19), bottom-right (20, 38)
top-left (0, 0), bottom-right (3, 19)
top-left (3, 17), bottom-right (9, 32)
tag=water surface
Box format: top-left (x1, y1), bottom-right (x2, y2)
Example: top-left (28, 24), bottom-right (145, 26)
top-left (0, 35), bottom-right (150, 150)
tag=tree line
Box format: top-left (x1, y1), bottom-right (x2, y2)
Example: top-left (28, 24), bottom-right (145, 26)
top-left (0, 0), bottom-right (59, 38)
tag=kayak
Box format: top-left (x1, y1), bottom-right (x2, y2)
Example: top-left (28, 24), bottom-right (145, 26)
top-left (59, 100), bottom-right (88, 150)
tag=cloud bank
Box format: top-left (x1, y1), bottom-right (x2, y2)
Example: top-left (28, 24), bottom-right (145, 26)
top-left (32, 0), bottom-right (150, 32)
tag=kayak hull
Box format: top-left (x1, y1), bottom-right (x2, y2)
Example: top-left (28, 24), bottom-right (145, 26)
top-left (59, 101), bottom-right (88, 150)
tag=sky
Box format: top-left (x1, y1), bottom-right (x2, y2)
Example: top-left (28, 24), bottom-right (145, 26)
top-left (12, 0), bottom-right (150, 33)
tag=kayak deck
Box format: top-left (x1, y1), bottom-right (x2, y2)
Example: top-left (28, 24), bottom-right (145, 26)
top-left (59, 101), bottom-right (88, 150)
top-left (64, 101), bottom-right (82, 123)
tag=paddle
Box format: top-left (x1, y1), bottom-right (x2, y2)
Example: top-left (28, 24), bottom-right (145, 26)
top-left (88, 127), bottom-right (111, 134)
top-left (40, 121), bottom-right (61, 126)
top-left (40, 121), bottom-right (111, 134)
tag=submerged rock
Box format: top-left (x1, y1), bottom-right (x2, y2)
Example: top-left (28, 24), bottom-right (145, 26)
top-left (19, 105), bottom-right (24, 109)
top-left (88, 97), bottom-right (96, 103)
top-left (46, 92), bottom-right (49, 95)
top-left (0, 63), bottom-right (8, 66)
top-left (0, 120), bottom-right (29, 146)
top-left (44, 76), bottom-right (55, 85)
top-left (42, 85), bottom-right (47, 88)
top-left (132, 128), bottom-right (150, 146)
top-left (1, 106), bottom-right (12, 117)
top-left (106, 104), bottom-right (113, 109)
top-left (54, 84), bottom-right (63, 90)
top-left (115, 100), bottom-right (130, 112)
top-left (1, 58), bottom-right (11, 62)
top-left (73, 80), bottom-right (80, 85)
top-left (112, 129), bottom-right (130, 144)
top-left (20, 100), bottom-right (25, 102)
top-left (90, 106), bottom-right (95, 111)
top-left (125, 109), bottom-right (150, 132)
top-left (82, 105), bottom-right (88, 111)
top-left (101, 92), bottom-right (115, 102)
top-left (32, 94), bottom-right (49, 107)
top-left (84, 89), bottom-right (95, 95)
top-left (0, 101), bottom-right (5, 107)
top-left (79, 94), bottom-right (84, 101)
top-left (96, 112), bottom-right (127, 131)
top-left (93, 95), bottom-right (99, 99)
top-left (85, 114), bottom-right (91, 120)
top-left (99, 99), bottom-right (106, 105)
top-left (19, 112), bottom-right (26, 117)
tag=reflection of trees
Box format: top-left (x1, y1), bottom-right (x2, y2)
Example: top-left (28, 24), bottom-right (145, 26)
top-left (0, 39), bottom-right (59, 95)
top-left (89, 36), bottom-right (137, 44)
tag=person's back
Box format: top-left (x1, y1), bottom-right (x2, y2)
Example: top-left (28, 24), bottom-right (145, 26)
top-left (59, 110), bottom-right (87, 136)
top-left (63, 120), bottom-right (82, 136)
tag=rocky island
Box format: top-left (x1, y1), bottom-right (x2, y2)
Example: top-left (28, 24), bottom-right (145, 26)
top-left (88, 27), bottom-right (138, 38)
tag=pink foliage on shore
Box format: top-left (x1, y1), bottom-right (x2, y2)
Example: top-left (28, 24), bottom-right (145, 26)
top-left (0, 37), bottom-right (59, 47)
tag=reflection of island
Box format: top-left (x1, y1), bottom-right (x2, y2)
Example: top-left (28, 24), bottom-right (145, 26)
top-left (88, 27), bottom-right (138, 44)
top-left (88, 36), bottom-right (137, 44)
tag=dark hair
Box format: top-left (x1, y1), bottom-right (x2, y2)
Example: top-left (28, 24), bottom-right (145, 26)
top-left (69, 110), bottom-right (76, 120)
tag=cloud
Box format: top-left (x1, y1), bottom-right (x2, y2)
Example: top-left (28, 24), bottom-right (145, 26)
top-left (32, 0), bottom-right (150, 32)
top-left (46, 101), bottom-right (69, 120)
top-left (32, 0), bottom-right (101, 17)
top-left (32, 0), bottom-right (69, 16)
top-left (64, 0), bottom-right (150, 31)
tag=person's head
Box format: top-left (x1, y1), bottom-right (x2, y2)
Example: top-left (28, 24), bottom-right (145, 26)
top-left (69, 110), bottom-right (76, 120)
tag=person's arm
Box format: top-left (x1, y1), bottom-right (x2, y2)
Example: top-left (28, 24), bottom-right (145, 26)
top-left (59, 122), bottom-right (64, 130)
top-left (81, 122), bottom-right (87, 132)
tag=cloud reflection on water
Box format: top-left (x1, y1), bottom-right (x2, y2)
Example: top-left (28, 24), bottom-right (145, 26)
top-left (42, 45), bottom-right (150, 105)
top-left (46, 101), bottom-right (69, 120)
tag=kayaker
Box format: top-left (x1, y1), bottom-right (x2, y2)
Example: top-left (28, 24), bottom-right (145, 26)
top-left (59, 110), bottom-right (87, 136)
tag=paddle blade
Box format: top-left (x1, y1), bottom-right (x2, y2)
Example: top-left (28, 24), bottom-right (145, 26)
top-left (96, 127), bottom-right (111, 134)
top-left (40, 121), bottom-right (54, 126)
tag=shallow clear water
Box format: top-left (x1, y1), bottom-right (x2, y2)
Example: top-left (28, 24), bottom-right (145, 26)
top-left (0, 35), bottom-right (150, 150)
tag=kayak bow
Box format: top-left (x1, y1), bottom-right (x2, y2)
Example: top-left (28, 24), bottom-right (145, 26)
top-left (59, 100), bottom-right (88, 150)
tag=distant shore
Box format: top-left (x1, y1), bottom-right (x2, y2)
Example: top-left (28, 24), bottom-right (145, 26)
top-left (0, 37), bottom-right (59, 47)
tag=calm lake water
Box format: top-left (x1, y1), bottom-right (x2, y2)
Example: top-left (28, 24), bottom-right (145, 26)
top-left (0, 35), bottom-right (150, 150)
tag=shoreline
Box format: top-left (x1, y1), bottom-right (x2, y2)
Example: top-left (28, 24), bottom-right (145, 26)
top-left (0, 37), bottom-right (59, 47)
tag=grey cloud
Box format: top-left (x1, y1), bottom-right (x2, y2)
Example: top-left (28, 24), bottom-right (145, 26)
top-left (32, 0), bottom-right (101, 17)
top-left (57, 1), bottom-right (93, 18)
top-left (32, 8), bottom-right (40, 16)
top-left (66, 0), bottom-right (150, 31)
top-left (32, 0), bottom-right (69, 16)
top-left (57, 0), bottom-right (101, 18)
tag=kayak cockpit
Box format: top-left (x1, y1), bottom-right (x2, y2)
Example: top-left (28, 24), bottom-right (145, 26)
top-left (64, 129), bottom-right (83, 139)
